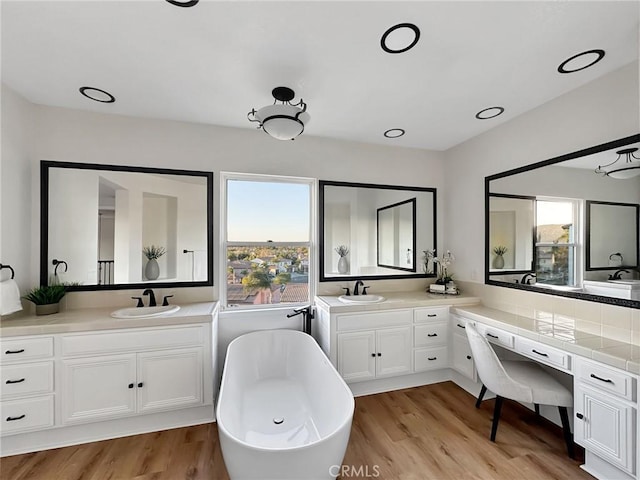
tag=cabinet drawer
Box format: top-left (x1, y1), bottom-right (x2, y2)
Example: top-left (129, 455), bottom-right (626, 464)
top-left (414, 307), bottom-right (449, 324)
top-left (451, 316), bottom-right (471, 336)
top-left (515, 337), bottom-right (570, 371)
top-left (414, 346), bottom-right (448, 372)
top-left (476, 324), bottom-right (514, 349)
top-left (575, 357), bottom-right (635, 401)
top-left (1, 337), bottom-right (54, 364)
top-left (414, 322), bottom-right (448, 347)
top-left (61, 325), bottom-right (204, 357)
top-left (1, 362), bottom-right (54, 399)
top-left (336, 310), bottom-right (411, 332)
top-left (0, 395), bottom-right (54, 435)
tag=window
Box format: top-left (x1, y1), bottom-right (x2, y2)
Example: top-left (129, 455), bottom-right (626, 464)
top-left (221, 173), bottom-right (314, 309)
top-left (534, 198), bottom-right (580, 286)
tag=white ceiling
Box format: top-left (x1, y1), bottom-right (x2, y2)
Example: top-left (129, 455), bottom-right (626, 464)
top-left (2, 1), bottom-right (639, 151)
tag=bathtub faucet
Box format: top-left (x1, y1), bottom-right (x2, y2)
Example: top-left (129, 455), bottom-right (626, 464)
top-left (287, 306), bottom-right (315, 335)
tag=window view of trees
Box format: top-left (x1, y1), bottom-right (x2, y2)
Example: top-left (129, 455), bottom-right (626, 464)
top-left (226, 246), bottom-right (309, 306)
top-left (535, 200), bottom-right (577, 286)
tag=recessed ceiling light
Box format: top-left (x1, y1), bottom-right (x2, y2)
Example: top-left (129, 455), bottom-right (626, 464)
top-left (165, 0), bottom-right (199, 7)
top-left (557, 49), bottom-right (605, 74)
top-left (475, 107), bottom-right (504, 120)
top-left (79, 87), bottom-right (115, 103)
top-left (381, 23), bottom-right (420, 54)
top-left (384, 128), bottom-right (405, 138)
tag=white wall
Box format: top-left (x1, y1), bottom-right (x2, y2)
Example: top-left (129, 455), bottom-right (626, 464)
top-left (1, 84), bottom-right (34, 307)
top-left (444, 61), bottom-right (639, 283)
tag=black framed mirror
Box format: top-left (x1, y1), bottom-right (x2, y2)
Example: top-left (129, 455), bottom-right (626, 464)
top-left (319, 180), bottom-right (436, 281)
top-left (377, 198), bottom-right (417, 272)
top-left (41, 160), bottom-right (214, 291)
top-left (485, 134), bottom-right (640, 308)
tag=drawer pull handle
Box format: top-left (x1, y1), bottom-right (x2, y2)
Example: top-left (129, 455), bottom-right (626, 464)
top-left (466, 355), bottom-right (472, 360)
top-left (428, 357), bottom-right (437, 361)
top-left (486, 333), bottom-right (499, 339)
top-left (5, 378), bottom-right (25, 384)
top-left (377, 353), bottom-right (382, 357)
top-left (590, 373), bottom-right (613, 384)
top-left (456, 324), bottom-right (466, 329)
top-left (128, 383), bottom-right (134, 389)
top-left (576, 413), bottom-right (584, 420)
top-left (6, 415), bottom-right (25, 422)
top-left (532, 349), bottom-right (548, 357)
top-left (427, 333), bottom-right (438, 337)
top-left (371, 353), bottom-right (376, 357)
top-left (5, 349), bottom-right (25, 355)
top-left (138, 382), bottom-right (144, 388)
top-left (427, 314), bottom-right (437, 317)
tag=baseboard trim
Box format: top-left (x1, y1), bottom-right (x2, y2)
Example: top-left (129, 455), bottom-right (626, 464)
top-left (1, 405), bottom-right (215, 457)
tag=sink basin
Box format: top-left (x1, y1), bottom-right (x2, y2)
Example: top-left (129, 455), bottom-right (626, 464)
top-left (608, 279), bottom-right (640, 286)
top-left (111, 305), bottom-right (180, 319)
top-left (338, 294), bottom-right (385, 304)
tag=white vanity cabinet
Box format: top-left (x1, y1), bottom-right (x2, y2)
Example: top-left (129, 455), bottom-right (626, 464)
top-left (450, 314), bottom-right (476, 381)
top-left (0, 302), bottom-right (218, 457)
top-left (573, 356), bottom-right (637, 479)
top-left (413, 307), bottom-right (449, 372)
top-left (336, 310), bottom-right (412, 382)
top-left (0, 337), bottom-right (55, 435)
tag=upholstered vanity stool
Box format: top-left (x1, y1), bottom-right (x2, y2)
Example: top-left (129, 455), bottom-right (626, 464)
top-left (466, 323), bottom-right (575, 458)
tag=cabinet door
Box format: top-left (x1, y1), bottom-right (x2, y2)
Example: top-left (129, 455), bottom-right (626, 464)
top-left (452, 334), bottom-right (476, 381)
top-left (337, 331), bottom-right (376, 383)
top-left (574, 385), bottom-right (635, 474)
top-left (376, 327), bottom-right (411, 377)
top-left (137, 348), bottom-right (203, 414)
top-left (63, 354), bottom-right (136, 424)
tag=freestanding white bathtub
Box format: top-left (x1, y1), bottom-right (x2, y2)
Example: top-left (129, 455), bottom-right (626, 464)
top-left (217, 329), bottom-right (355, 480)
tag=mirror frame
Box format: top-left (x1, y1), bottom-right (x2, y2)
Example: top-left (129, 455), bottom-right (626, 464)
top-left (585, 200), bottom-right (639, 271)
top-left (376, 197), bottom-right (417, 272)
top-left (40, 160), bottom-right (214, 291)
top-left (319, 180), bottom-right (437, 282)
top-left (485, 133), bottom-right (640, 309)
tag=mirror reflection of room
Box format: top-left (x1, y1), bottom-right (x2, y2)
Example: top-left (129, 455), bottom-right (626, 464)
top-left (46, 165), bottom-right (209, 286)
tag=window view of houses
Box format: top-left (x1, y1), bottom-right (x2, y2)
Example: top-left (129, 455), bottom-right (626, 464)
top-left (226, 246), bottom-right (309, 306)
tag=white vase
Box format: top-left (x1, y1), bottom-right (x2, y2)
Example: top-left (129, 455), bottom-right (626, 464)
top-left (492, 255), bottom-right (504, 269)
top-left (337, 256), bottom-right (349, 274)
top-left (145, 258), bottom-right (160, 280)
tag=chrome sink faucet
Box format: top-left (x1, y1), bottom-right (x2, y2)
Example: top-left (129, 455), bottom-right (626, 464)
top-left (142, 289), bottom-right (157, 307)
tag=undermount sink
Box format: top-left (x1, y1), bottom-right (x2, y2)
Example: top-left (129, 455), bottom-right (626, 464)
top-left (111, 305), bottom-right (180, 319)
top-left (608, 279), bottom-right (640, 286)
top-left (338, 294), bottom-right (386, 304)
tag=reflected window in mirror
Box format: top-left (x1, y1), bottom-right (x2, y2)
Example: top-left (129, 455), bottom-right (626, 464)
top-left (41, 161), bottom-right (214, 291)
top-left (319, 181), bottom-right (436, 281)
top-left (485, 133), bottom-right (640, 308)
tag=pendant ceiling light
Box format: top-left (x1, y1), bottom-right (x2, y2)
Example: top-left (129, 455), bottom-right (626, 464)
top-left (595, 148), bottom-right (640, 179)
top-left (247, 87), bottom-right (310, 141)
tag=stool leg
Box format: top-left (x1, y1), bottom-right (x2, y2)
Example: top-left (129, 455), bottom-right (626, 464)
top-left (558, 406), bottom-right (575, 459)
top-left (490, 396), bottom-right (503, 442)
top-left (476, 384), bottom-right (487, 408)
top-left (534, 403), bottom-right (540, 416)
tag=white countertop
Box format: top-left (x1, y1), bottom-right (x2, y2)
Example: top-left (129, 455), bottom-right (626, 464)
top-left (453, 305), bottom-right (640, 375)
top-left (316, 291), bottom-right (480, 312)
top-left (0, 302), bottom-right (217, 337)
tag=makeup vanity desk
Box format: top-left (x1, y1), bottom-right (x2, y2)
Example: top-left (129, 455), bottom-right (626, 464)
top-left (315, 294), bottom-right (638, 480)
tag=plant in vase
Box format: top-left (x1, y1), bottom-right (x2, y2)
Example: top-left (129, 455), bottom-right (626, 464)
top-left (335, 245), bottom-right (349, 274)
top-left (143, 245), bottom-right (166, 280)
top-left (22, 284), bottom-right (67, 315)
top-left (422, 249), bottom-right (435, 274)
top-left (430, 250), bottom-right (456, 293)
top-left (492, 245), bottom-right (507, 269)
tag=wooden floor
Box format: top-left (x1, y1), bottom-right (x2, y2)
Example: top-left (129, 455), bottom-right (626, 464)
top-left (1, 382), bottom-right (592, 480)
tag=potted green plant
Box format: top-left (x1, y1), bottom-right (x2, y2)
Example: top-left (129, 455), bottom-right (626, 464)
top-left (143, 245), bottom-right (166, 280)
top-left (22, 284), bottom-right (67, 315)
top-left (492, 245), bottom-right (508, 269)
